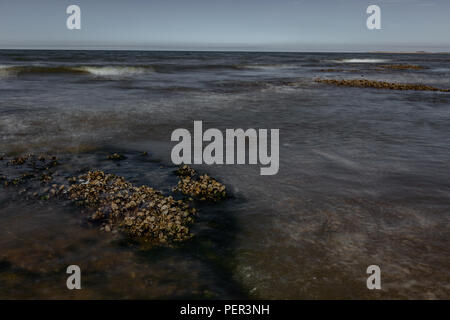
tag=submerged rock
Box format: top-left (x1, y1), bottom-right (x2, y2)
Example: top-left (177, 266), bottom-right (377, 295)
top-left (9, 155), bottom-right (29, 166)
top-left (1, 154), bottom-right (59, 187)
top-left (107, 153), bottom-right (126, 160)
top-left (378, 64), bottom-right (426, 70)
top-left (315, 78), bottom-right (450, 92)
top-left (6, 154), bottom-right (59, 169)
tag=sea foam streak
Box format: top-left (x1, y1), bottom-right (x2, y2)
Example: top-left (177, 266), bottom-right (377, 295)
top-left (332, 58), bottom-right (391, 63)
top-left (76, 66), bottom-right (151, 76)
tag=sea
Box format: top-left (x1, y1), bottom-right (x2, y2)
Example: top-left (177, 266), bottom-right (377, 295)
top-left (0, 50), bottom-right (449, 299)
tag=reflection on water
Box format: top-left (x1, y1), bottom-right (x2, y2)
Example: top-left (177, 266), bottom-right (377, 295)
top-left (0, 50), bottom-right (449, 299)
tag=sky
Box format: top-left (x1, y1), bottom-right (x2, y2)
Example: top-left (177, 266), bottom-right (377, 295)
top-left (0, 0), bottom-right (449, 52)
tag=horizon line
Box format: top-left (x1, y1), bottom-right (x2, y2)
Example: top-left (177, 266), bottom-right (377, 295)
top-left (1, 47), bottom-right (449, 54)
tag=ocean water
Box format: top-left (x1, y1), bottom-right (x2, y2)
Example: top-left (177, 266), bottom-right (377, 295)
top-left (0, 50), bottom-right (449, 299)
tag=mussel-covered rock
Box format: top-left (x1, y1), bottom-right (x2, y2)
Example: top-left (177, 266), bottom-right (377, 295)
top-left (315, 78), bottom-right (450, 92)
top-left (378, 64), bottom-right (425, 70)
top-left (67, 171), bottom-right (196, 244)
top-left (175, 164), bottom-right (197, 177)
top-left (173, 166), bottom-right (226, 201)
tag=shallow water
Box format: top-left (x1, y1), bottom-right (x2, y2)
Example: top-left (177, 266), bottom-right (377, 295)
top-left (0, 50), bottom-right (449, 299)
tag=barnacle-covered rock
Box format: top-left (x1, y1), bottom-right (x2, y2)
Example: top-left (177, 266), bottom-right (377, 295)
top-left (175, 164), bottom-right (197, 177)
top-left (378, 64), bottom-right (425, 70)
top-left (173, 168), bottom-right (226, 201)
top-left (6, 154), bottom-right (59, 169)
top-left (315, 78), bottom-right (450, 92)
top-left (67, 171), bottom-right (196, 244)
top-left (9, 155), bottom-right (30, 166)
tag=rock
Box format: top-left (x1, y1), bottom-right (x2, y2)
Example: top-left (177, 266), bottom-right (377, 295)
top-left (378, 64), bottom-right (425, 70)
top-left (9, 156), bottom-right (29, 166)
top-left (67, 170), bottom-right (196, 245)
top-left (315, 78), bottom-right (450, 92)
top-left (107, 153), bottom-right (126, 160)
top-left (173, 166), bottom-right (226, 202)
top-left (175, 165), bottom-right (197, 177)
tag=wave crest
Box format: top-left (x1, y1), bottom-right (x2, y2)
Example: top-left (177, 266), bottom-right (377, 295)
top-left (0, 65), bottom-right (154, 77)
top-left (76, 66), bottom-right (152, 76)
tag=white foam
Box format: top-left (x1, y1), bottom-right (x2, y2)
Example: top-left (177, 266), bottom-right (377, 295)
top-left (77, 66), bottom-right (152, 76)
top-left (332, 59), bottom-right (390, 63)
top-left (0, 65), bottom-right (14, 77)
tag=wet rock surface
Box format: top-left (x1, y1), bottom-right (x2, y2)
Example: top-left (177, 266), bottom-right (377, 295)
top-left (315, 78), bottom-right (450, 92)
top-left (377, 64), bottom-right (426, 70)
top-left (173, 165), bottom-right (227, 201)
top-left (68, 170), bottom-right (196, 244)
top-left (174, 164), bottom-right (197, 177)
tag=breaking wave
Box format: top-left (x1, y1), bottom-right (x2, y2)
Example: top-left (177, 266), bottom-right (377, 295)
top-left (0, 65), bottom-right (154, 77)
top-left (76, 66), bottom-right (151, 76)
top-left (0, 62), bottom-right (299, 78)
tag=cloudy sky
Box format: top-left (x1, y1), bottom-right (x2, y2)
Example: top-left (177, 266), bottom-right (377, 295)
top-left (0, 0), bottom-right (449, 51)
